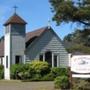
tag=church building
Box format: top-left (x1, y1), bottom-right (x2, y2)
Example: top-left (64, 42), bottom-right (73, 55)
top-left (0, 12), bottom-right (69, 80)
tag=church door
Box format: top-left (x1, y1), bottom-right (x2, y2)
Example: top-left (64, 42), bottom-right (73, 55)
top-left (45, 51), bottom-right (52, 66)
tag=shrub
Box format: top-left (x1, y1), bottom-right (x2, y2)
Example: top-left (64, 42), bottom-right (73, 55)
top-left (41, 73), bottom-right (54, 81)
top-left (30, 74), bottom-right (42, 81)
top-left (19, 64), bottom-right (35, 80)
top-left (10, 61), bottom-right (50, 80)
top-left (28, 60), bottom-right (50, 81)
top-left (51, 67), bottom-right (68, 78)
top-left (10, 61), bottom-right (69, 81)
top-left (0, 65), bottom-right (4, 79)
top-left (54, 75), bottom-right (70, 89)
top-left (10, 64), bottom-right (25, 79)
top-left (29, 60), bottom-right (50, 76)
top-left (73, 79), bottom-right (90, 90)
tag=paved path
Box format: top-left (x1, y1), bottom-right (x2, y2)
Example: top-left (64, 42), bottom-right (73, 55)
top-left (0, 81), bottom-right (57, 90)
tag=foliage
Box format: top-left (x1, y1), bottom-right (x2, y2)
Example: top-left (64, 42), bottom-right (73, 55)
top-left (11, 63), bottom-right (36, 80)
top-left (54, 75), bottom-right (70, 89)
top-left (49, 0), bottom-right (90, 27)
top-left (10, 64), bottom-right (25, 79)
top-left (67, 44), bottom-right (90, 54)
top-left (10, 61), bottom-right (51, 80)
top-left (29, 60), bottom-right (50, 76)
top-left (73, 79), bottom-right (90, 90)
top-left (41, 73), bottom-right (54, 81)
top-left (63, 29), bottom-right (90, 54)
top-left (17, 64), bottom-right (35, 80)
top-left (64, 29), bottom-right (90, 46)
top-left (50, 0), bottom-right (90, 53)
top-left (41, 67), bottom-right (68, 81)
top-left (28, 60), bottom-right (51, 81)
top-left (51, 67), bottom-right (68, 78)
top-left (11, 61), bottom-right (69, 81)
top-left (0, 65), bottom-right (4, 79)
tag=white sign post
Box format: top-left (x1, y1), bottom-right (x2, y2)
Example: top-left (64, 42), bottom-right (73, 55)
top-left (70, 55), bottom-right (90, 78)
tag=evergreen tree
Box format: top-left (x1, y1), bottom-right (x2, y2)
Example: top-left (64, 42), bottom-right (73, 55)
top-left (49, 0), bottom-right (90, 27)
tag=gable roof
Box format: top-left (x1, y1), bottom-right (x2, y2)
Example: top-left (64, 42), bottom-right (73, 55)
top-left (26, 26), bottom-right (65, 52)
top-left (26, 27), bottom-right (47, 47)
top-left (0, 26), bottom-right (48, 57)
top-left (4, 13), bottom-right (27, 26)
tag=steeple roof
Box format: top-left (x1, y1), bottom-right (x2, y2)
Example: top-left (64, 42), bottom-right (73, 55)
top-left (4, 13), bottom-right (27, 26)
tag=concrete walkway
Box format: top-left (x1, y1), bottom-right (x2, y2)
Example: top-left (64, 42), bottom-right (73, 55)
top-left (0, 81), bottom-right (58, 90)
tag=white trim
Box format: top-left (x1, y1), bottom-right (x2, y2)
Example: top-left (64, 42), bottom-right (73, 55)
top-left (52, 53), bottom-right (54, 67)
top-left (57, 55), bottom-right (59, 67)
top-left (43, 53), bottom-right (45, 62)
top-left (68, 53), bottom-right (72, 67)
top-left (24, 55), bottom-right (26, 64)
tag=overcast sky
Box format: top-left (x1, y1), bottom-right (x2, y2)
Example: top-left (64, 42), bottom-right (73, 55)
top-left (0, 0), bottom-right (81, 39)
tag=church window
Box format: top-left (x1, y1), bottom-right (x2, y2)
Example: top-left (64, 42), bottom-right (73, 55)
top-left (54, 55), bottom-right (57, 67)
top-left (39, 54), bottom-right (43, 61)
top-left (15, 56), bottom-right (21, 64)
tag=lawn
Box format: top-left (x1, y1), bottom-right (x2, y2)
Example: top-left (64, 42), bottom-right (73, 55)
top-left (0, 80), bottom-right (59, 90)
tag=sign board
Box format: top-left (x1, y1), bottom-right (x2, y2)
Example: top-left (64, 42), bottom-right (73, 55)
top-left (70, 55), bottom-right (90, 78)
top-left (72, 74), bottom-right (90, 78)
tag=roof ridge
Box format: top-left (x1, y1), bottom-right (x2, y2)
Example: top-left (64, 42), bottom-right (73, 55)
top-left (26, 26), bottom-right (48, 34)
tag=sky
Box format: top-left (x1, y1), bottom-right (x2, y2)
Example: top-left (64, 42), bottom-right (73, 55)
top-left (0, 0), bottom-right (81, 40)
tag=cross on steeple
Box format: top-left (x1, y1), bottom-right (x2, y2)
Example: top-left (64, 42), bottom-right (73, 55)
top-left (13, 6), bottom-right (18, 14)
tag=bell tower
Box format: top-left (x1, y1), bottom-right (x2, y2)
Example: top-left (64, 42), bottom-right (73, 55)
top-left (4, 12), bottom-right (27, 80)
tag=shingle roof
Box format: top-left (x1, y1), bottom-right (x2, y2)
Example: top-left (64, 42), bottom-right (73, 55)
top-left (26, 27), bottom-right (47, 47)
top-left (0, 27), bottom-right (47, 57)
top-left (4, 13), bottom-right (27, 26)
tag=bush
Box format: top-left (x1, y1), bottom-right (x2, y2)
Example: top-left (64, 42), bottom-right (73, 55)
top-left (41, 73), bottom-right (54, 81)
top-left (73, 79), bottom-right (90, 90)
top-left (18, 64), bottom-right (35, 80)
top-left (51, 67), bottom-right (68, 78)
top-left (26, 60), bottom-right (51, 81)
top-left (10, 61), bottom-right (51, 80)
top-left (54, 75), bottom-right (70, 89)
top-left (10, 64), bottom-right (25, 79)
top-left (29, 60), bottom-right (50, 76)
top-left (10, 61), bottom-right (69, 81)
top-left (29, 60), bottom-right (50, 81)
top-left (0, 65), bottom-right (4, 79)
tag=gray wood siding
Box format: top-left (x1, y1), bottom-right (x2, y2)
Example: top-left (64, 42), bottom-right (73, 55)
top-left (26, 29), bottom-right (68, 67)
top-left (11, 35), bottom-right (25, 64)
top-left (10, 24), bottom-right (25, 64)
top-left (11, 35), bottom-right (25, 54)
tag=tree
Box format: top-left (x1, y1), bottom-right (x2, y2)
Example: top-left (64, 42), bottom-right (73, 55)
top-left (49, 0), bottom-right (90, 27)
top-left (63, 29), bottom-right (90, 53)
top-left (64, 29), bottom-right (90, 46)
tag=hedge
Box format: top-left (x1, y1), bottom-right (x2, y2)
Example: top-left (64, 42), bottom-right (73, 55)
top-left (10, 60), bottom-right (68, 81)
